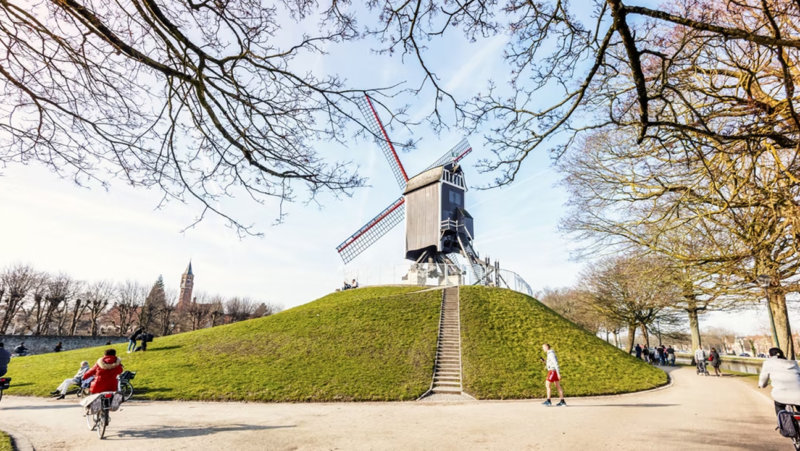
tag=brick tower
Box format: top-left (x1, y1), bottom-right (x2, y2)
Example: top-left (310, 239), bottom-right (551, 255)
top-left (178, 261), bottom-right (194, 310)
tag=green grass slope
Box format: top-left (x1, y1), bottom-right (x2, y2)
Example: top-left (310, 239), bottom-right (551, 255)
top-left (460, 286), bottom-right (667, 398)
top-left (6, 285), bottom-right (665, 402)
top-left (6, 286), bottom-right (440, 402)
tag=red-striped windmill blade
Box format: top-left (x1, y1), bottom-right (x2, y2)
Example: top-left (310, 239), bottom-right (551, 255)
top-left (336, 94), bottom-right (473, 265)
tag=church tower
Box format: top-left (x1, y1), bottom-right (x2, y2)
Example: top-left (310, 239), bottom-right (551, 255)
top-left (178, 261), bottom-right (194, 310)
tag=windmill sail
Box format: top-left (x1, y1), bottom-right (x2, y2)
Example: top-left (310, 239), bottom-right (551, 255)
top-left (423, 138), bottom-right (472, 172)
top-left (356, 95), bottom-right (409, 189)
top-left (336, 197), bottom-right (406, 264)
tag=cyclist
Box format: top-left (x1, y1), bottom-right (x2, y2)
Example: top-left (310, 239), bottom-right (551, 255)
top-left (758, 347), bottom-right (800, 416)
top-left (0, 342), bottom-right (10, 377)
top-left (82, 349), bottom-right (123, 394)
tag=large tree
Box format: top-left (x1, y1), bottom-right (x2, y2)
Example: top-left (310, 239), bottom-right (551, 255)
top-left (0, 0), bottom-right (383, 232)
top-left (560, 124), bottom-right (800, 357)
top-left (581, 254), bottom-right (681, 352)
top-left (371, 0), bottom-right (799, 183)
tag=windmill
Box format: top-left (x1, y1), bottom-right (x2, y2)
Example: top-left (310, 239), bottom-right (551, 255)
top-left (335, 95), bottom-right (491, 285)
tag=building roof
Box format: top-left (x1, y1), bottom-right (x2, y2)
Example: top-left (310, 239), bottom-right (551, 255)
top-left (185, 261), bottom-right (193, 276)
top-left (403, 166), bottom-right (443, 195)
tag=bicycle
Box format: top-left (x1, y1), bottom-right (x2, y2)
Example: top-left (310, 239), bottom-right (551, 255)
top-left (84, 391), bottom-right (122, 439)
top-left (0, 377), bottom-right (9, 402)
top-left (118, 370), bottom-right (136, 401)
top-left (777, 405), bottom-right (800, 451)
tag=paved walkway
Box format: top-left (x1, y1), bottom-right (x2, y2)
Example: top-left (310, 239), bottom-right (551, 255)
top-left (0, 367), bottom-right (787, 450)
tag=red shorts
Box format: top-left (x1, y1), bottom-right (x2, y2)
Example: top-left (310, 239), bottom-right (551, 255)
top-left (546, 370), bottom-right (560, 382)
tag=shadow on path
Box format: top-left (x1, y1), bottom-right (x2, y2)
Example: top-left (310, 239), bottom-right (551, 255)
top-left (570, 403), bottom-right (678, 408)
top-left (114, 424), bottom-right (295, 440)
top-left (0, 404), bottom-right (79, 410)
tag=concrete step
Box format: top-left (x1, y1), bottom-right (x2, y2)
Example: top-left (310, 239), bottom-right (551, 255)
top-left (433, 381), bottom-right (461, 387)
top-left (438, 360), bottom-right (460, 365)
top-left (434, 375), bottom-right (461, 381)
top-left (436, 372), bottom-right (461, 378)
top-left (432, 386), bottom-right (462, 394)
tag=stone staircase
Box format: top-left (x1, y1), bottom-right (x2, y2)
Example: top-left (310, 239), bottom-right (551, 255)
top-left (420, 286), bottom-right (468, 399)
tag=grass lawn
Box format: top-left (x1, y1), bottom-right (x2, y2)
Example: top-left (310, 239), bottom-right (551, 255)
top-left (460, 286), bottom-right (668, 399)
top-left (0, 431), bottom-right (12, 451)
top-left (6, 286), bottom-right (440, 402)
top-left (6, 285), bottom-right (670, 402)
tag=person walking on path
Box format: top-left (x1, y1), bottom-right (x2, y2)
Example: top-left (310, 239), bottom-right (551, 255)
top-left (0, 343), bottom-right (10, 377)
top-left (642, 346), bottom-right (650, 363)
top-left (634, 344), bottom-right (642, 360)
top-left (51, 361), bottom-right (89, 399)
top-left (759, 347), bottom-right (800, 416)
top-left (540, 344), bottom-right (566, 407)
top-left (667, 345), bottom-right (676, 366)
top-left (82, 349), bottom-right (123, 394)
top-left (709, 348), bottom-right (721, 376)
top-left (128, 326), bottom-right (143, 353)
top-left (695, 347), bottom-right (708, 375)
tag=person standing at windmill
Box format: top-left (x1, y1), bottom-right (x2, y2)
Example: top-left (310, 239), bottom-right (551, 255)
top-left (541, 343), bottom-right (566, 406)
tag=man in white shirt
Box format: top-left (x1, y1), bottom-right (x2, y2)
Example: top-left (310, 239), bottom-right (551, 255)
top-left (541, 343), bottom-right (566, 406)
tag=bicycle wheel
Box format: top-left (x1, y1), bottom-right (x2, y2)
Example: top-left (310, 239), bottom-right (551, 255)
top-left (0, 388), bottom-right (4, 402)
top-left (120, 381), bottom-right (134, 401)
top-left (87, 411), bottom-right (98, 431)
top-left (96, 410), bottom-right (107, 439)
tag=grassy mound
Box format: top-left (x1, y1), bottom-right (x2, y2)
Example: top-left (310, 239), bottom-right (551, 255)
top-left (6, 285), bottom-right (665, 402)
top-left (6, 286), bottom-right (440, 402)
top-left (460, 286), bottom-right (667, 398)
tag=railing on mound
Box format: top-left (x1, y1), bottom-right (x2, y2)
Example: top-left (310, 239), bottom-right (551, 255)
top-left (343, 263), bottom-right (533, 297)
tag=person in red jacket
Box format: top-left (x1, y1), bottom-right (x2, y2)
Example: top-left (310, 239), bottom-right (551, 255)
top-left (82, 349), bottom-right (123, 394)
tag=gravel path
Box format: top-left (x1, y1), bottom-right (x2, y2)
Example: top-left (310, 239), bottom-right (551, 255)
top-left (0, 367), bottom-right (787, 450)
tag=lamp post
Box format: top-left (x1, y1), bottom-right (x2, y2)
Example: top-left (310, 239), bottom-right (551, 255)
top-left (757, 274), bottom-right (780, 348)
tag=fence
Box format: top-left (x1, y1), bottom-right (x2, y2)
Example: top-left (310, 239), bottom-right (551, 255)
top-left (344, 262), bottom-right (534, 297)
top-left (675, 353), bottom-right (764, 375)
top-left (0, 335), bottom-right (127, 356)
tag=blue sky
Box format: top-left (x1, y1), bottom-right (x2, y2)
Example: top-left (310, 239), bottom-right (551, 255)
top-left (0, 1), bottom-right (786, 336)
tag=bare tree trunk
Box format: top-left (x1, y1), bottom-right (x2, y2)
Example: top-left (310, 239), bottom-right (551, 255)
top-left (69, 299), bottom-right (85, 336)
top-left (687, 308), bottom-right (702, 352)
top-left (626, 323), bottom-right (636, 353)
top-left (640, 323), bottom-right (650, 348)
top-left (769, 290), bottom-right (796, 359)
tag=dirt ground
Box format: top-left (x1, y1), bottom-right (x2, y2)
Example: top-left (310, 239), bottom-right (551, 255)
top-left (0, 366), bottom-right (787, 450)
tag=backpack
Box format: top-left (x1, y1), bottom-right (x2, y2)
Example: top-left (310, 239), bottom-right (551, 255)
top-left (777, 410), bottom-right (799, 438)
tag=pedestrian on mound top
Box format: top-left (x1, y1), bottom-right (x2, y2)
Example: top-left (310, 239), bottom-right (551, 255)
top-left (54, 341), bottom-right (63, 353)
top-left (128, 326), bottom-right (143, 353)
top-left (635, 343), bottom-right (642, 360)
top-left (642, 346), bottom-right (650, 363)
top-left (540, 343), bottom-right (566, 407)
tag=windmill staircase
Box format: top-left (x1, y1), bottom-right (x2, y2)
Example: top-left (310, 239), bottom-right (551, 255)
top-left (419, 286), bottom-right (473, 400)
